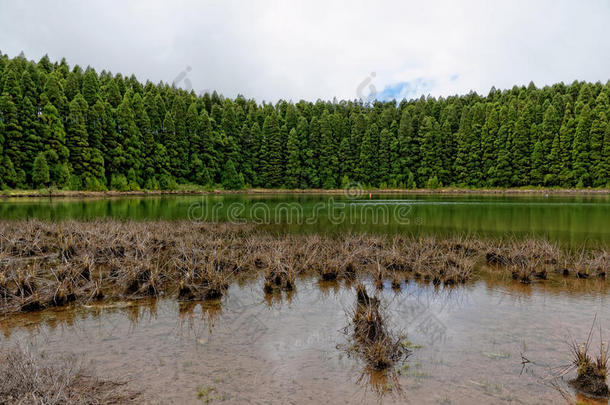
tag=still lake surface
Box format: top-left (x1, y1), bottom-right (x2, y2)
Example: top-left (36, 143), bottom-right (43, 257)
top-left (1, 193), bottom-right (609, 244)
top-left (1, 273), bottom-right (609, 404)
top-left (1, 193), bottom-right (609, 404)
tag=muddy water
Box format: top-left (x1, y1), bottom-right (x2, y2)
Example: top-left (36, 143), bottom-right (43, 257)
top-left (1, 273), bottom-right (609, 404)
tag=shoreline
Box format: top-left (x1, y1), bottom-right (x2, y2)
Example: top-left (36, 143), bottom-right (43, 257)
top-left (1, 187), bottom-right (610, 199)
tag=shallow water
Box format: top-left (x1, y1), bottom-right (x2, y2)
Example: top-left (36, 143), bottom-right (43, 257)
top-left (1, 272), bottom-right (609, 404)
top-left (1, 193), bottom-right (610, 244)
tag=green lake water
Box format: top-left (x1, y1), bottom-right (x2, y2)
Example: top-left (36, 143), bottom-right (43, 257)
top-left (0, 193), bottom-right (609, 244)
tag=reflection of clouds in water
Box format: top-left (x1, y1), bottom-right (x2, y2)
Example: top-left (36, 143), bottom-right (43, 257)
top-left (2, 276), bottom-right (609, 403)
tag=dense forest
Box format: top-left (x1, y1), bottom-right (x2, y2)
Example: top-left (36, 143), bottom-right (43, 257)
top-left (0, 52), bottom-right (608, 191)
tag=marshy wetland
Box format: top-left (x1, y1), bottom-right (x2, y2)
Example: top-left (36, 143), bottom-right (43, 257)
top-left (1, 193), bottom-right (609, 404)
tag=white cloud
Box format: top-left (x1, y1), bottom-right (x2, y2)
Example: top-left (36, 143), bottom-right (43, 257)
top-left (0, 0), bottom-right (609, 102)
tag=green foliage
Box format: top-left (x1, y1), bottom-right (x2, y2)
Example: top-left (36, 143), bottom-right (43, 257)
top-left (285, 128), bottom-right (301, 189)
top-left (425, 175), bottom-right (440, 189)
top-left (32, 153), bottom-right (50, 187)
top-left (67, 174), bottom-right (83, 190)
top-left (52, 162), bottom-right (70, 188)
top-left (158, 174), bottom-right (177, 190)
top-left (221, 159), bottom-right (245, 190)
top-left (110, 174), bottom-right (129, 192)
top-left (83, 176), bottom-right (106, 191)
top-left (66, 93), bottom-right (91, 177)
top-left (260, 112), bottom-right (283, 187)
top-left (0, 156), bottom-right (18, 188)
top-left (0, 53), bottom-right (608, 191)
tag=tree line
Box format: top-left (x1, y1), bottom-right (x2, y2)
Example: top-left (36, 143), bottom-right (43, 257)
top-left (0, 52), bottom-right (609, 191)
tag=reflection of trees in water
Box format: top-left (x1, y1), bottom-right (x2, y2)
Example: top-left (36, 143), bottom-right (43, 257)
top-left (1, 195), bottom-right (609, 244)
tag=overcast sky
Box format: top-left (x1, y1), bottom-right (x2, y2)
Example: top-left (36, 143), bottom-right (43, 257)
top-left (1, 0), bottom-right (609, 102)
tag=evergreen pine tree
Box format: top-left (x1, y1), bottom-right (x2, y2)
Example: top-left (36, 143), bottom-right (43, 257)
top-left (453, 106), bottom-right (472, 186)
top-left (0, 156), bottom-right (18, 188)
top-left (481, 105), bottom-right (500, 185)
top-left (589, 93), bottom-right (608, 187)
top-left (510, 114), bottom-right (532, 186)
top-left (261, 112), bottom-right (283, 187)
top-left (571, 103), bottom-right (592, 186)
top-left (597, 123), bottom-right (610, 187)
top-left (358, 123), bottom-right (378, 186)
top-left (82, 68), bottom-right (100, 106)
top-left (19, 96), bottom-right (42, 182)
top-left (558, 104), bottom-right (576, 187)
top-left (43, 71), bottom-right (67, 115)
top-left (0, 92), bottom-right (24, 176)
top-left (378, 128), bottom-right (391, 186)
top-left (194, 109), bottom-right (217, 182)
top-left (40, 103), bottom-right (69, 164)
top-left (540, 104), bottom-right (561, 174)
top-left (161, 111), bottom-right (177, 178)
top-left (529, 140), bottom-right (544, 185)
top-left (32, 152), bottom-right (50, 188)
top-left (285, 128), bottom-right (301, 189)
top-left (297, 117), bottom-right (317, 188)
top-left (398, 108), bottom-right (418, 183)
top-left (185, 102), bottom-right (199, 180)
top-left (66, 94), bottom-right (91, 177)
top-left (418, 116), bottom-right (442, 185)
top-left (171, 96), bottom-right (188, 180)
top-left (221, 159), bottom-right (244, 190)
top-left (546, 130), bottom-right (561, 186)
top-left (319, 111), bottom-right (337, 188)
top-left (250, 121), bottom-right (263, 186)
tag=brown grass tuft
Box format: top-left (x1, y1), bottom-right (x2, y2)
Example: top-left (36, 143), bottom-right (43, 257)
top-left (0, 345), bottom-right (138, 404)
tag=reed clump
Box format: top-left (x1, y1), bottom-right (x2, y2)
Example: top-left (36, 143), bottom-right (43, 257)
top-left (344, 283), bottom-right (411, 370)
top-left (569, 324), bottom-right (609, 398)
top-left (262, 244), bottom-right (296, 294)
top-left (176, 253), bottom-right (231, 301)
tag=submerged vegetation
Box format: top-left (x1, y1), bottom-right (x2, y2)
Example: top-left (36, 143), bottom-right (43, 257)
top-left (0, 219), bottom-right (607, 316)
top-left (1, 53), bottom-right (610, 192)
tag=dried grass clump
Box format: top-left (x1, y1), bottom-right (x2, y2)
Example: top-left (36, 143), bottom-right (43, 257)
top-left (0, 220), bottom-right (606, 315)
top-left (572, 249), bottom-right (609, 279)
top-left (0, 270), bottom-right (8, 299)
top-left (177, 255), bottom-right (230, 301)
top-left (442, 251), bottom-right (476, 285)
top-left (343, 283), bottom-right (411, 370)
top-left (568, 322), bottom-right (609, 398)
top-left (0, 345), bottom-right (138, 404)
top-left (484, 238), bottom-right (610, 284)
top-left (262, 245), bottom-right (295, 294)
top-left (589, 250), bottom-right (609, 279)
